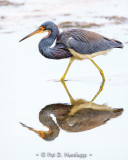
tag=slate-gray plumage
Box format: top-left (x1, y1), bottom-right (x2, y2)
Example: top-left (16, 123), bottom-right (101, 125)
top-left (19, 21), bottom-right (123, 81)
top-left (58, 29), bottom-right (123, 55)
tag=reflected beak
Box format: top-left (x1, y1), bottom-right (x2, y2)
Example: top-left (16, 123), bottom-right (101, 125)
top-left (19, 28), bottom-right (43, 42)
top-left (19, 122), bottom-right (51, 139)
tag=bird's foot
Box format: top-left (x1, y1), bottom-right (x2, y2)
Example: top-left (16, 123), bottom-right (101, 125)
top-left (60, 76), bottom-right (65, 81)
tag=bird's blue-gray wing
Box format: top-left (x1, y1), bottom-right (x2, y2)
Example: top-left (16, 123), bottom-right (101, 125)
top-left (67, 30), bottom-right (123, 55)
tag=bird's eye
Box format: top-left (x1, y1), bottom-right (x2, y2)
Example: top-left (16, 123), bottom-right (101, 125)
top-left (40, 26), bottom-right (46, 30)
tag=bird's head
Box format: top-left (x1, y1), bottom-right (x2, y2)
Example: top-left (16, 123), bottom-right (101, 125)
top-left (20, 122), bottom-right (54, 141)
top-left (19, 21), bottom-right (58, 42)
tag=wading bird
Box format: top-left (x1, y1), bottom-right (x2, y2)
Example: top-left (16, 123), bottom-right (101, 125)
top-left (19, 21), bottom-right (123, 81)
top-left (20, 81), bottom-right (123, 141)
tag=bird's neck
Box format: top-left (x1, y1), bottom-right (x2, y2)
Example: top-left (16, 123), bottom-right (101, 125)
top-left (39, 106), bottom-right (60, 141)
top-left (39, 27), bottom-right (59, 58)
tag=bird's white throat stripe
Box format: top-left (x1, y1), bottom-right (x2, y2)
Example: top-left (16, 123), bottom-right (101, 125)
top-left (42, 30), bottom-right (51, 39)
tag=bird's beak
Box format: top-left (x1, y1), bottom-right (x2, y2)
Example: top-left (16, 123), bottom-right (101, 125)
top-left (19, 27), bottom-right (45, 42)
top-left (20, 122), bottom-right (51, 139)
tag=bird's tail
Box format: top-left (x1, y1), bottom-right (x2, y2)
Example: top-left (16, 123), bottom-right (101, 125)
top-left (112, 108), bottom-right (124, 118)
top-left (112, 39), bottom-right (124, 48)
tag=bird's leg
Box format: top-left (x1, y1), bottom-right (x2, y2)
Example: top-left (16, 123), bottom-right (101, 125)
top-left (60, 57), bottom-right (74, 81)
top-left (89, 58), bottom-right (105, 82)
top-left (90, 79), bottom-right (105, 102)
top-left (61, 81), bottom-right (75, 104)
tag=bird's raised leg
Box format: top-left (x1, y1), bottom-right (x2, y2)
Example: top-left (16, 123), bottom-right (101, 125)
top-left (89, 58), bottom-right (105, 82)
top-left (90, 79), bottom-right (105, 102)
top-left (60, 57), bottom-right (74, 81)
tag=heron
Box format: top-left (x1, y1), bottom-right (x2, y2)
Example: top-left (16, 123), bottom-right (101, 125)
top-left (20, 81), bottom-right (123, 141)
top-left (19, 21), bottom-right (123, 81)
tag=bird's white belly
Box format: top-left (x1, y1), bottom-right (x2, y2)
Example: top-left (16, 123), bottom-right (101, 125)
top-left (68, 48), bottom-right (111, 60)
top-left (69, 101), bottom-right (113, 116)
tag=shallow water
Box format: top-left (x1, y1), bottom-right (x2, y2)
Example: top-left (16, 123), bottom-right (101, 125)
top-left (0, 0), bottom-right (128, 160)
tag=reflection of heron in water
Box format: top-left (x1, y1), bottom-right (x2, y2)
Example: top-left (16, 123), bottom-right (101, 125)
top-left (20, 81), bottom-right (123, 141)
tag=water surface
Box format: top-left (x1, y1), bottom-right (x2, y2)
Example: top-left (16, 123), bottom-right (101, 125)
top-left (0, 0), bottom-right (128, 159)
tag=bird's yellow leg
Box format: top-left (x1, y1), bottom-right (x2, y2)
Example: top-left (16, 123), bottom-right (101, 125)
top-left (89, 58), bottom-right (105, 82)
top-left (90, 79), bottom-right (105, 102)
top-left (61, 81), bottom-right (75, 104)
top-left (60, 57), bottom-right (74, 81)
